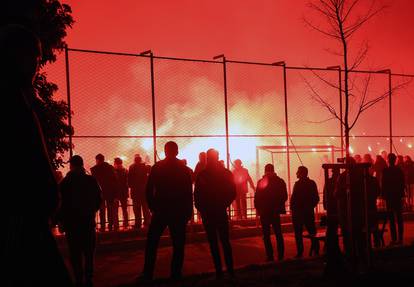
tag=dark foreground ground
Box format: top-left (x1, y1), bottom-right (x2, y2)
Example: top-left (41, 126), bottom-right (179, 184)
top-left (124, 246), bottom-right (414, 287)
top-left (60, 222), bottom-right (414, 287)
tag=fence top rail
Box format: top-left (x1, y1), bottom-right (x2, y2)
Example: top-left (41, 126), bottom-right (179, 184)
top-left (66, 47), bottom-right (414, 77)
top-left (69, 134), bottom-right (414, 139)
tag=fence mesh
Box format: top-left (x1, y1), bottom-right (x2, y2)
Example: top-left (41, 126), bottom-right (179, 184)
top-left (45, 49), bottom-right (414, 227)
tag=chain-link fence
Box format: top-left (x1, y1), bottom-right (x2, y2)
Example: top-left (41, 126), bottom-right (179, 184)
top-left (47, 47), bottom-right (414, 229)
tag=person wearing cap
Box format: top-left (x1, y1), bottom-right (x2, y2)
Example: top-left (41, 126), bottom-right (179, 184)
top-left (128, 154), bottom-right (151, 228)
top-left (91, 154), bottom-right (118, 231)
top-left (114, 157), bottom-right (129, 229)
top-left (255, 164), bottom-right (288, 261)
top-left (59, 155), bottom-right (102, 286)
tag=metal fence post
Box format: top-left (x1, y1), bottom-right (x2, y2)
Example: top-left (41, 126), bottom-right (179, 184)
top-left (214, 54), bottom-right (230, 169)
top-left (141, 50), bottom-right (157, 163)
top-left (65, 45), bottom-right (73, 158)
top-left (388, 70), bottom-right (393, 153)
top-left (280, 62), bottom-right (292, 196)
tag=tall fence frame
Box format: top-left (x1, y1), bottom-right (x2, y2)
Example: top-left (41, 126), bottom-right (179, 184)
top-left (63, 46), bottom-right (414, 196)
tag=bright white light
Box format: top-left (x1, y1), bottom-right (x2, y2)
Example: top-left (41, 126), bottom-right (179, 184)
top-left (368, 146), bottom-right (372, 152)
top-left (408, 144), bottom-right (413, 149)
top-left (349, 146), bottom-right (354, 154)
top-left (118, 155), bottom-right (127, 161)
top-left (141, 138), bottom-right (153, 151)
top-left (312, 148), bottom-right (317, 152)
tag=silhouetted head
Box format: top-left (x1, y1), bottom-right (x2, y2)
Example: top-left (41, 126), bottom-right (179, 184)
top-left (114, 157), bottom-right (123, 168)
top-left (219, 160), bottom-right (225, 167)
top-left (206, 148), bottom-right (219, 166)
top-left (404, 155), bottom-right (412, 163)
top-left (95, 153), bottom-right (105, 164)
top-left (164, 141), bottom-right (178, 159)
top-left (397, 155), bottom-right (404, 165)
top-left (296, 166), bottom-right (308, 179)
top-left (381, 150), bottom-right (388, 160)
top-left (0, 25), bottom-right (41, 85)
top-left (346, 156), bottom-right (356, 165)
top-left (234, 159), bottom-right (242, 168)
top-left (199, 152), bottom-right (207, 164)
top-left (69, 155), bottom-right (84, 172)
top-left (134, 154), bottom-right (142, 164)
top-left (388, 153), bottom-right (397, 166)
top-left (363, 154), bottom-right (373, 163)
top-left (181, 159), bottom-right (188, 166)
top-left (264, 163), bottom-right (274, 175)
top-left (354, 154), bottom-right (362, 163)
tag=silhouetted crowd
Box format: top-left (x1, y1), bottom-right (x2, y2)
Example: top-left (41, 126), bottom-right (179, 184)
top-left (3, 24), bottom-right (413, 286)
top-left (56, 141), bottom-right (413, 284)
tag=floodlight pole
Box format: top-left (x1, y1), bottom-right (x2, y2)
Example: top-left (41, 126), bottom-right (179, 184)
top-left (214, 54), bottom-right (230, 169)
top-left (65, 45), bottom-right (73, 158)
top-left (141, 50), bottom-right (157, 163)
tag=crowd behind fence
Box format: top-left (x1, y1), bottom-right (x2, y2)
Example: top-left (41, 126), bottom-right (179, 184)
top-left (46, 47), bottom-right (414, 231)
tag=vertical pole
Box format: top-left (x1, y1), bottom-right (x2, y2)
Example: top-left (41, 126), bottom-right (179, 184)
top-left (363, 166), bottom-right (372, 267)
top-left (64, 45), bottom-right (73, 158)
top-left (388, 71), bottom-right (392, 153)
top-left (256, 147), bottom-right (260, 182)
top-left (339, 68), bottom-right (344, 158)
top-left (282, 64), bottom-right (292, 196)
top-left (150, 53), bottom-right (157, 163)
top-left (222, 57), bottom-right (231, 169)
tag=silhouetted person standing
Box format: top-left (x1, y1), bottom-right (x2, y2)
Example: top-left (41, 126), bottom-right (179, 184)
top-left (128, 154), bottom-right (150, 228)
top-left (255, 164), bottom-right (287, 261)
top-left (141, 142), bottom-right (193, 280)
top-left (114, 157), bottom-right (129, 229)
top-left (59, 156), bottom-right (102, 287)
top-left (195, 149), bottom-right (236, 278)
top-left (404, 156), bottom-right (414, 210)
top-left (323, 167), bottom-right (343, 273)
top-left (382, 153), bottom-right (405, 244)
top-left (290, 166), bottom-right (320, 257)
top-left (374, 155), bottom-right (387, 188)
top-left (232, 159), bottom-right (255, 219)
top-left (194, 151), bottom-right (207, 181)
top-left (91, 154), bottom-right (118, 231)
top-left (2, 25), bottom-right (72, 286)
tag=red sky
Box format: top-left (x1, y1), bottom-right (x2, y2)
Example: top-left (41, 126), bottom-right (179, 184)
top-left (48, 0), bottom-right (413, 177)
top-left (61, 0), bottom-right (414, 71)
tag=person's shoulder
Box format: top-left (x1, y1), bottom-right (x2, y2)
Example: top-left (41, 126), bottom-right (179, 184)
top-left (309, 178), bottom-right (317, 185)
top-left (274, 175), bottom-right (286, 184)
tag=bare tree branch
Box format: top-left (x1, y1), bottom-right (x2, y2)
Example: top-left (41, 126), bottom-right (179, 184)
top-left (307, 116), bottom-right (338, 124)
top-left (303, 17), bottom-right (341, 39)
top-left (308, 68), bottom-right (346, 93)
top-left (301, 74), bottom-right (345, 125)
top-left (349, 41), bottom-right (369, 70)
